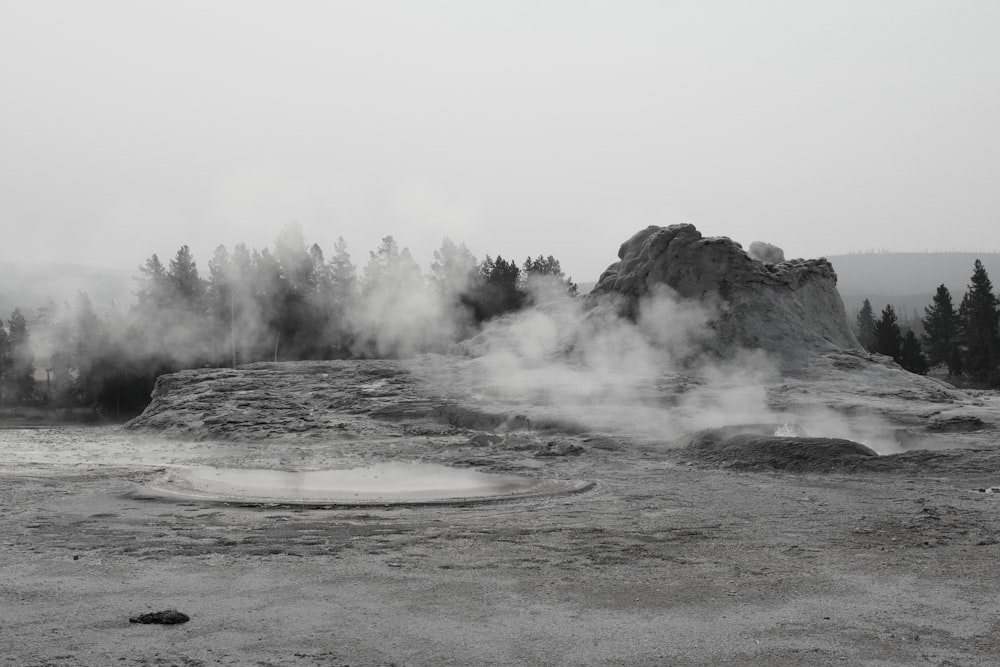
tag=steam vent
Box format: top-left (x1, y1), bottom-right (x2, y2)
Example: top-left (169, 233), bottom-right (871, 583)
top-left (592, 223), bottom-right (860, 363)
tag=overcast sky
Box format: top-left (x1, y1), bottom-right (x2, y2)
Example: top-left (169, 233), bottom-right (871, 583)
top-left (2, 1), bottom-right (999, 282)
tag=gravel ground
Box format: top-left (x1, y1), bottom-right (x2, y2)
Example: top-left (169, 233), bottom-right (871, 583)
top-left (3, 420), bottom-right (1000, 666)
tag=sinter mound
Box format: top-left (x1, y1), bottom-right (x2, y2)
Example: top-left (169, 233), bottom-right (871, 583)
top-left (592, 223), bottom-right (859, 364)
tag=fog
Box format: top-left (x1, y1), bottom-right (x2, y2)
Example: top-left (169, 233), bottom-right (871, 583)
top-left (3, 1), bottom-right (1000, 280)
top-left (6, 1), bottom-right (996, 448)
top-left (411, 280), bottom-right (906, 455)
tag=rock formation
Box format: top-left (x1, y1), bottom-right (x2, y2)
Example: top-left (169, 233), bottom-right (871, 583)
top-left (592, 224), bottom-right (859, 364)
top-left (748, 241), bottom-right (785, 264)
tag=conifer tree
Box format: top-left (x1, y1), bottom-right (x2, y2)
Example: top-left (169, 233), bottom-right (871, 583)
top-left (0, 319), bottom-right (8, 403)
top-left (167, 245), bottom-right (206, 309)
top-left (5, 308), bottom-right (35, 403)
top-left (873, 304), bottom-right (903, 362)
top-left (67, 293), bottom-right (106, 404)
top-left (959, 260), bottom-right (1000, 385)
top-left (229, 243), bottom-right (257, 364)
top-left (466, 255), bottom-right (525, 321)
top-left (900, 330), bottom-right (929, 375)
top-left (206, 245), bottom-right (236, 366)
top-left (329, 236), bottom-right (357, 299)
top-left (206, 245), bottom-right (233, 317)
top-left (856, 299), bottom-right (877, 352)
top-left (325, 237), bottom-right (358, 355)
top-left (431, 238), bottom-right (479, 297)
top-left (135, 254), bottom-right (169, 314)
top-left (522, 254), bottom-right (578, 297)
top-left (921, 284), bottom-right (962, 375)
top-left (274, 222), bottom-right (314, 296)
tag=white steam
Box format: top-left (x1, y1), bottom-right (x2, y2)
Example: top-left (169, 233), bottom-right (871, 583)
top-left (424, 282), bottom-right (902, 453)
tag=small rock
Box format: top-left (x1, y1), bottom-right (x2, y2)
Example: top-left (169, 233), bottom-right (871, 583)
top-left (129, 610), bottom-right (190, 625)
top-left (748, 241), bottom-right (785, 264)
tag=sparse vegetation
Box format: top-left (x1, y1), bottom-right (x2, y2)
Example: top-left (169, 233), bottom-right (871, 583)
top-left (857, 259), bottom-right (1000, 385)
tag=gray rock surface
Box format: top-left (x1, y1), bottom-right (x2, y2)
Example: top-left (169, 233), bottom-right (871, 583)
top-left (593, 224), bottom-right (859, 364)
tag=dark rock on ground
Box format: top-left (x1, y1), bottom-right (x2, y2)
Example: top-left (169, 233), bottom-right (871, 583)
top-left (129, 610), bottom-right (190, 625)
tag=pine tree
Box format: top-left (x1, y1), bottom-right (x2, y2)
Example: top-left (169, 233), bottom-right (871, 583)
top-left (856, 299), bottom-right (877, 352)
top-left (309, 243), bottom-right (332, 295)
top-left (67, 293), bottom-right (107, 404)
top-left (873, 304), bottom-right (903, 362)
top-left (900, 330), bottom-right (929, 375)
top-left (522, 254), bottom-right (578, 297)
top-left (466, 255), bottom-right (525, 321)
top-left (362, 236), bottom-right (399, 291)
top-left (430, 238), bottom-right (479, 297)
top-left (251, 248), bottom-right (283, 361)
top-left (362, 236), bottom-right (423, 293)
top-left (206, 245), bottom-right (236, 366)
top-left (959, 259), bottom-right (1000, 385)
top-left (167, 245), bottom-right (206, 308)
top-left (5, 308), bottom-right (35, 403)
top-left (921, 285), bottom-right (962, 375)
top-left (274, 222), bottom-right (314, 296)
top-left (206, 245), bottom-right (233, 316)
top-left (229, 243), bottom-right (257, 364)
top-left (325, 237), bottom-right (358, 355)
top-left (329, 236), bottom-right (357, 299)
top-left (135, 254), bottom-right (169, 313)
top-left (0, 319), bottom-right (8, 404)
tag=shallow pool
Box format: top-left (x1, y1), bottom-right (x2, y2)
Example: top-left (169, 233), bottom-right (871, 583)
top-left (141, 461), bottom-right (592, 506)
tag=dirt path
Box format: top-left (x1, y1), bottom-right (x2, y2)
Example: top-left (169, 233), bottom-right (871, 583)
top-left (3, 427), bottom-right (1000, 666)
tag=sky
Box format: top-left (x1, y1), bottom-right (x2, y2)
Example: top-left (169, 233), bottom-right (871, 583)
top-left (2, 1), bottom-right (999, 283)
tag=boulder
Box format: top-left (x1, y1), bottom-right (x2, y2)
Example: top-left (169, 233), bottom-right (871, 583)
top-left (129, 610), bottom-right (190, 625)
top-left (592, 224), bottom-right (859, 364)
top-left (748, 241), bottom-right (785, 264)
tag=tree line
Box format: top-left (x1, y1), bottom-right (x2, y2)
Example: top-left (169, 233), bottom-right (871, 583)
top-left (0, 224), bottom-right (577, 415)
top-left (856, 259), bottom-right (1000, 385)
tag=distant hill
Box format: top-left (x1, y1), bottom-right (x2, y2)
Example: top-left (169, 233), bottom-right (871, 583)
top-left (0, 262), bottom-right (133, 319)
top-left (825, 253), bottom-right (1000, 325)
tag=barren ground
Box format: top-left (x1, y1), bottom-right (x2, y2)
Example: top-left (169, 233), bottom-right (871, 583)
top-left (3, 358), bottom-right (1000, 666)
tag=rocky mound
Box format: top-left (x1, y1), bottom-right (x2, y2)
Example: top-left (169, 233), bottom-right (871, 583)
top-left (679, 427), bottom-right (879, 472)
top-left (125, 359), bottom-right (523, 441)
top-left (592, 224), bottom-right (859, 363)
